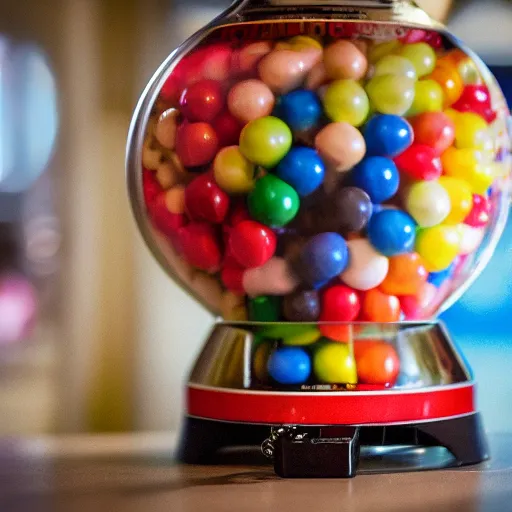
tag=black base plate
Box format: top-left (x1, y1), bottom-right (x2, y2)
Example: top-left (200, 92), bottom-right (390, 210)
top-left (177, 413), bottom-right (489, 478)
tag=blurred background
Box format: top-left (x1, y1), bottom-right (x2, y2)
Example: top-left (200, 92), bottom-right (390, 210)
top-left (0, 0), bottom-right (510, 436)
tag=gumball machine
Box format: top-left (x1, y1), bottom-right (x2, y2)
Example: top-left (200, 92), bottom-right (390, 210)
top-left (127, 0), bottom-right (512, 477)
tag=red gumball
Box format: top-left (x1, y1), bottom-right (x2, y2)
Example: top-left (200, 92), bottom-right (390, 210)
top-left (221, 265), bottom-right (246, 295)
top-left (200, 44), bottom-right (233, 82)
top-left (213, 111), bottom-right (243, 147)
top-left (319, 285), bottom-right (360, 342)
top-left (354, 340), bottom-right (400, 386)
top-left (185, 172), bottom-right (230, 224)
top-left (394, 144), bottom-right (442, 181)
top-left (464, 194), bottom-right (490, 227)
top-left (228, 201), bottom-right (251, 226)
top-left (142, 169), bottom-right (162, 206)
top-left (409, 112), bottom-right (455, 155)
top-left (148, 193), bottom-right (186, 239)
top-left (175, 122), bottom-right (219, 167)
top-left (179, 222), bottom-right (222, 273)
top-left (229, 220), bottom-right (277, 268)
top-left (453, 84), bottom-right (497, 123)
top-left (180, 79), bottom-right (225, 123)
top-left (400, 29), bottom-right (427, 44)
top-left (400, 282), bottom-right (438, 320)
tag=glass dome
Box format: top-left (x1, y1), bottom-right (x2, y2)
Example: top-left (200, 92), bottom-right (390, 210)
top-left (126, 1), bottom-right (511, 388)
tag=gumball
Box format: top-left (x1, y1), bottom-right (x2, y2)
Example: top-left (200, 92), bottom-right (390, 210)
top-left (155, 108), bottom-right (179, 149)
top-left (428, 64), bottom-right (464, 107)
top-left (458, 224), bottom-right (485, 256)
top-left (367, 210), bottom-right (417, 257)
top-left (441, 147), bottom-right (494, 195)
top-left (232, 41), bottom-right (273, 76)
top-left (323, 40), bottom-right (368, 81)
top-left (373, 55), bottom-right (417, 81)
top-left (453, 84), bottom-right (494, 120)
top-left (427, 262), bottom-right (456, 288)
top-left (283, 290), bottom-right (321, 322)
top-left (405, 180), bottom-right (451, 227)
top-left (179, 79), bottom-right (224, 123)
top-left (400, 281), bottom-right (439, 319)
top-left (306, 62), bottom-right (329, 90)
top-left (366, 75), bottom-right (415, 116)
top-left (253, 341), bottom-right (273, 383)
top-left (292, 232), bottom-right (349, 288)
top-left (185, 172), bottom-right (230, 223)
top-left (350, 156), bottom-right (399, 204)
top-left (438, 176), bottom-right (473, 225)
top-left (226, 200), bottom-right (251, 227)
top-left (239, 116), bottom-right (292, 168)
top-left (409, 112), bottom-right (455, 154)
top-left (408, 79), bottom-right (444, 116)
top-left (274, 89), bottom-right (322, 133)
top-left (243, 257), bottom-right (299, 298)
top-left (315, 122), bottom-right (366, 172)
top-left (379, 252), bottom-right (428, 296)
top-left (361, 288), bottom-right (401, 322)
top-left (229, 220), bottom-right (277, 268)
top-left (213, 146), bottom-right (255, 194)
top-left (200, 44), bottom-right (233, 82)
top-left (415, 225), bottom-right (461, 272)
top-left (275, 147), bottom-right (325, 197)
top-left (258, 49), bottom-right (320, 95)
top-left (267, 347), bottom-right (311, 385)
top-left (221, 264), bottom-right (245, 295)
top-left (227, 79), bottom-right (275, 124)
top-left (465, 194), bottom-right (490, 227)
top-left (212, 111), bottom-right (243, 148)
top-left (276, 35), bottom-right (323, 52)
top-left (340, 239), bottom-right (389, 291)
top-left (320, 285), bottom-right (361, 322)
top-left (143, 169), bottom-right (162, 206)
top-left (326, 187), bottom-right (373, 234)
top-left (165, 185), bottom-right (186, 214)
top-left (249, 296), bottom-right (281, 322)
top-left (369, 40), bottom-right (402, 63)
top-left (248, 175), bottom-right (299, 227)
top-left (398, 43), bottom-right (436, 78)
top-left (282, 326), bottom-right (322, 347)
top-left (149, 193), bottom-right (186, 238)
top-left (354, 340), bottom-right (400, 386)
top-left (394, 144), bottom-right (442, 181)
top-left (452, 111), bottom-right (489, 150)
top-left (175, 122), bottom-right (219, 167)
top-left (323, 79), bottom-right (370, 127)
top-left (314, 342), bottom-right (357, 384)
top-left (364, 114), bottom-right (413, 158)
top-left (179, 222), bottom-right (222, 273)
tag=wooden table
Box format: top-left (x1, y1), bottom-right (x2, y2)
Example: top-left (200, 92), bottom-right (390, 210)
top-left (1, 433), bottom-right (511, 511)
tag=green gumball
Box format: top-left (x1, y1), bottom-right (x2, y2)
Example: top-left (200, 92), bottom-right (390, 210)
top-left (239, 116), bottom-right (293, 168)
top-left (248, 175), bottom-right (300, 228)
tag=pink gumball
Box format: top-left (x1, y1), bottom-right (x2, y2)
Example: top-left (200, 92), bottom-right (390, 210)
top-left (232, 41), bottom-right (273, 76)
top-left (227, 79), bottom-right (275, 123)
top-left (242, 257), bottom-right (299, 297)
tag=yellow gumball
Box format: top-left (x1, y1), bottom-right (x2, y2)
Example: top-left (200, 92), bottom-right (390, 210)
top-left (213, 146), bottom-right (256, 194)
top-left (313, 342), bottom-right (357, 384)
top-left (439, 176), bottom-right (473, 225)
top-left (415, 225), bottom-right (461, 272)
top-left (441, 147), bottom-right (495, 195)
top-left (453, 112), bottom-right (489, 150)
top-left (369, 40), bottom-right (402, 63)
top-left (408, 79), bottom-right (445, 116)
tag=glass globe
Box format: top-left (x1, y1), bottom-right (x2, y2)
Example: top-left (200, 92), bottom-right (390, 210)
top-left (127, 0), bottom-right (511, 389)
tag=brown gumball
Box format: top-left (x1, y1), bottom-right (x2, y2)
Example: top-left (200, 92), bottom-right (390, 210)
top-left (315, 122), bottom-right (366, 173)
top-left (258, 49), bottom-right (321, 95)
top-left (283, 290), bottom-right (320, 322)
top-left (324, 40), bottom-right (369, 81)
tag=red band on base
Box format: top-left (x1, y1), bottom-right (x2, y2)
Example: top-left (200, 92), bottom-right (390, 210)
top-left (187, 384), bottom-right (476, 425)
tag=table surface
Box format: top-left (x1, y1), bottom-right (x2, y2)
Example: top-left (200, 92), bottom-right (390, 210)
top-left (1, 433), bottom-right (512, 512)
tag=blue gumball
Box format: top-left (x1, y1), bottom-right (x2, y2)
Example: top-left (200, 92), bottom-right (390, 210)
top-left (367, 210), bottom-right (416, 256)
top-left (267, 347), bottom-right (311, 385)
top-left (428, 261), bottom-right (456, 287)
top-left (274, 89), bottom-right (323, 132)
top-left (351, 156), bottom-right (399, 204)
top-left (276, 147), bottom-right (325, 196)
top-left (364, 114), bottom-right (413, 157)
top-left (292, 232), bottom-right (349, 287)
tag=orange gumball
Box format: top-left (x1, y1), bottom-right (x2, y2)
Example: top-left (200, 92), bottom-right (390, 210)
top-left (428, 63), bottom-right (464, 107)
top-left (354, 340), bottom-right (400, 386)
top-left (361, 289), bottom-right (401, 323)
top-left (319, 323), bottom-right (353, 343)
top-left (379, 253), bottom-right (428, 296)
